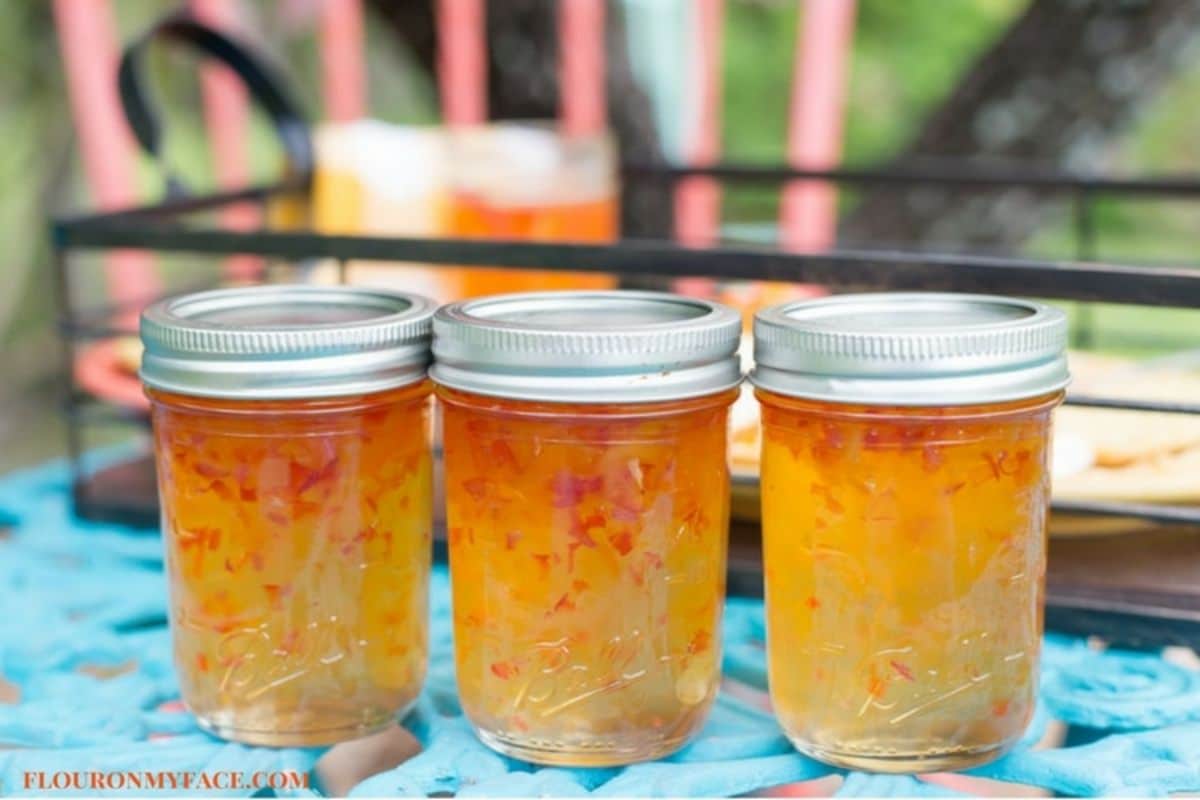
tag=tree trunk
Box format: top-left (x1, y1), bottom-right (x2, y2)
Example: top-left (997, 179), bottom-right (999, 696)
top-left (838, 0), bottom-right (1200, 252)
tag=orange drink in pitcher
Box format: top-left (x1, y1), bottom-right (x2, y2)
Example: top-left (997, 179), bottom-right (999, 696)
top-left (443, 122), bottom-right (618, 297)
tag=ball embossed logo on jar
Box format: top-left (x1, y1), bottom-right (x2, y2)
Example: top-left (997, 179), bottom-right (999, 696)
top-left (752, 292), bottom-right (1069, 773)
top-left (141, 285), bottom-right (435, 747)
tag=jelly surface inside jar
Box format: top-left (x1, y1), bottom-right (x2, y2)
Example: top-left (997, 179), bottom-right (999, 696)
top-left (757, 389), bottom-right (1060, 772)
top-left (439, 387), bottom-right (735, 765)
top-left (149, 383), bottom-right (433, 746)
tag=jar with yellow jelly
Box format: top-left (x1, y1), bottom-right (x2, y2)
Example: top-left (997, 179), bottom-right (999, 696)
top-left (140, 286), bottom-right (436, 746)
top-left (430, 291), bottom-right (741, 765)
top-left (752, 293), bottom-right (1069, 773)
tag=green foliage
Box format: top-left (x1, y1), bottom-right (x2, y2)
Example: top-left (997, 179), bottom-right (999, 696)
top-left (718, 0), bottom-right (1025, 223)
top-left (720, 0), bottom-right (799, 165)
top-left (1026, 53), bottom-right (1200, 266)
top-left (714, 0), bottom-right (1200, 360)
top-left (0, 1), bottom-right (439, 344)
top-left (4, 0), bottom-right (1200, 361)
top-left (0, 1), bottom-right (65, 349)
top-left (844, 0), bottom-right (1025, 163)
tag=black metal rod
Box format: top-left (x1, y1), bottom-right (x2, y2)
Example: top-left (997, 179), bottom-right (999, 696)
top-left (1071, 190), bottom-right (1098, 349)
top-left (53, 163), bottom-right (1200, 235)
top-left (1074, 191), bottom-right (1098, 261)
top-left (50, 225), bottom-right (1200, 308)
top-left (58, 277), bottom-right (222, 341)
top-left (622, 161), bottom-right (1200, 197)
top-left (54, 181), bottom-right (297, 229)
top-left (57, 322), bottom-right (134, 342)
top-left (51, 247), bottom-right (85, 497)
top-left (1065, 394), bottom-right (1200, 415)
top-left (63, 399), bottom-right (150, 427)
top-left (1047, 584), bottom-right (1200, 616)
top-left (1052, 499), bottom-right (1200, 525)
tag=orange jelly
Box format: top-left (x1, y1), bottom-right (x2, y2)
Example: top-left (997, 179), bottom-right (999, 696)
top-left (752, 293), bottom-right (1069, 772)
top-left (141, 286), bottom-right (436, 746)
top-left (431, 291), bottom-right (742, 764)
top-left (759, 391), bottom-right (1058, 770)
top-left (441, 389), bottom-right (733, 763)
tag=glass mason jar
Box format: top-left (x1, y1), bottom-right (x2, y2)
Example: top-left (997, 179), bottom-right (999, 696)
top-left (430, 291), bottom-right (741, 765)
top-left (140, 286), bottom-right (436, 746)
top-left (752, 293), bottom-right (1069, 773)
top-left (443, 121), bottom-right (619, 297)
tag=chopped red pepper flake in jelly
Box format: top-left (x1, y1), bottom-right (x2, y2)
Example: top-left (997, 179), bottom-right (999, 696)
top-left (608, 530), bottom-right (634, 555)
top-left (194, 462), bottom-right (228, 480)
top-left (149, 382), bottom-right (432, 744)
top-left (491, 440), bottom-right (520, 471)
top-left (611, 504), bottom-right (640, 524)
top-left (758, 388), bottom-right (1059, 763)
top-left (490, 661), bottom-right (518, 680)
top-left (551, 471), bottom-right (605, 508)
top-left (463, 477), bottom-right (489, 500)
top-left (440, 386), bottom-right (734, 758)
top-left (261, 583), bottom-right (291, 610)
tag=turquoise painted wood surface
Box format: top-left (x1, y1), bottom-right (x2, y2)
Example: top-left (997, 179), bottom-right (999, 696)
top-left (0, 454), bottom-right (1198, 796)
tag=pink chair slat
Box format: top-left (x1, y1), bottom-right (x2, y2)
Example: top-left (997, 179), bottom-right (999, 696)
top-left (780, 0), bottom-right (856, 252)
top-left (558, 0), bottom-right (606, 138)
top-left (437, 0), bottom-right (487, 125)
top-left (52, 0), bottom-right (161, 309)
top-left (190, 0), bottom-right (263, 282)
top-left (319, 0), bottom-right (367, 122)
top-left (674, 0), bottom-right (725, 259)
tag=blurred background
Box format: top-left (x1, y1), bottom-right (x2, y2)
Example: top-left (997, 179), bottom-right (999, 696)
top-left (7, 0), bottom-right (1200, 475)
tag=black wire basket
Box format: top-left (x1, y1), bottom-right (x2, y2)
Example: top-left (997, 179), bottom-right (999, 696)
top-left (48, 14), bottom-right (1200, 648)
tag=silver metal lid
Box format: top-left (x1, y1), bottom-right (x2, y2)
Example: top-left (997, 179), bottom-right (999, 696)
top-left (430, 291), bottom-right (742, 403)
top-left (140, 285), bottom-right (435, 399)
top-left (751, 292), bottom-right (1069, 405)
